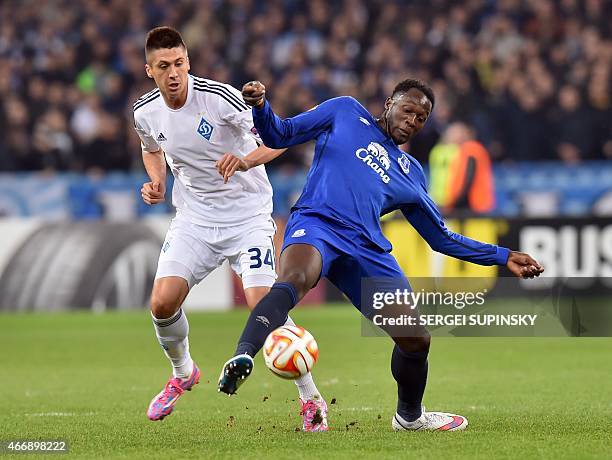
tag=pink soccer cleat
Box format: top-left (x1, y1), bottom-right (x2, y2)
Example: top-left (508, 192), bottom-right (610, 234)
top-left (300, 397), bottom-right (329, 432)
top-left (147, 364), bottom-right (201, 421)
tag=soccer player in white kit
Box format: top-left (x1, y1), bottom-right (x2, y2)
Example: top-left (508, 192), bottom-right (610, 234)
top-left (133, 27), bottom-right (327, 431)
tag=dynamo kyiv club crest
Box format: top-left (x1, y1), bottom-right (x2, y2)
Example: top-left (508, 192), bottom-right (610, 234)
top-left (197, 117), bottom-right (214, 141)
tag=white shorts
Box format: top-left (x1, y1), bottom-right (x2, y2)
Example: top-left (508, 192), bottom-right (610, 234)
top-left (155, 213), bottom-right (277, 290)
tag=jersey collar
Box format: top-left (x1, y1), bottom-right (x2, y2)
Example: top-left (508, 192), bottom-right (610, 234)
top-left (365, 109), bottom-right (395, 144)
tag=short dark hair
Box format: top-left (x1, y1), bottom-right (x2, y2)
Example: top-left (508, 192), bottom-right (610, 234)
top-left (392, 79), bottom-right (435, 109)
top-left (145, 26), bottom-right (186, 56)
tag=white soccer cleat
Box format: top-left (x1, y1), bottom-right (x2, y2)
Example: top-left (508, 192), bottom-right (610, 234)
top-left (392, 407), bottom-right (468, 432)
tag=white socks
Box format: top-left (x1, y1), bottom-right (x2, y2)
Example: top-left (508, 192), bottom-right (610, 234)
top-left (152, 308), bottom-right (194, 379)
top-left (284, 315), bottom-right (322, 401)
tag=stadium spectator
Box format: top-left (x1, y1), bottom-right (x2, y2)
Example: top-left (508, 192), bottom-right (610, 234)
top-left (429, 122), bottom-right (495, 215)
top-left (553, 84), bottom-right (597, 163)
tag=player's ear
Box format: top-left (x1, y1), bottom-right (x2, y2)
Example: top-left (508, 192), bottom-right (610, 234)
top-left (145, 64), bottom-right (153, 79)
top-left (384, 97), bottom-right (393, 111)
top-left (185, 54), bottom-right (190, 72)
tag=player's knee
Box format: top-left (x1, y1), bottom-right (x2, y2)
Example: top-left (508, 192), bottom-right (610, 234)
top-left (418, 334), bottom-right (431, 351)
top-left (244, 286), bottom-right (270, 310)
top-left (150, 292), bottom-right (181, 319)
top-left (278, 271), bottom-right (310, 299)
top-left (395, 334), bottom-right (431, 354)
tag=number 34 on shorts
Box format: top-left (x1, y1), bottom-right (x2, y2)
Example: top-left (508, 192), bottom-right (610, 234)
top-left (238, 244), bottom-right (276, 278)
top-left (247, 247), bottom-right (275, 270)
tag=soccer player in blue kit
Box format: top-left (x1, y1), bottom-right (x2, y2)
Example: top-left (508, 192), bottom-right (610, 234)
top-left (216, 79), bottom-right (544, 431)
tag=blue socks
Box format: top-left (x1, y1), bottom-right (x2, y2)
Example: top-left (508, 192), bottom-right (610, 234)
top-left (235, 282), bottom-right (298, 357)
top-left (391, 345), bottom-right (429, 421)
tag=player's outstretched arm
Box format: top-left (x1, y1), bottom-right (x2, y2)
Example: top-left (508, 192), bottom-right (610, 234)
top-left (401, 178), bottom-right (544, 278)
top-left (215, 146), bottom-right (286, 183)
top-left (241, 81), bottom-right (341, 148)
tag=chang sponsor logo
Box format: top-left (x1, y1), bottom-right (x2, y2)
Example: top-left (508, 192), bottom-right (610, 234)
top-left (355, 142), bottom-right (391, 183)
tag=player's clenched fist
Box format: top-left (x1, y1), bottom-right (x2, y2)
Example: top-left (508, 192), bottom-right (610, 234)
top-left (141, 181), bottom-right (165, 205)
top-left (242, 81), bottom-right (266, 108)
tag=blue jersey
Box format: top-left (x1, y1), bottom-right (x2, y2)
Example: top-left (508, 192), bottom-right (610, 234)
top-left (253, 96), bottom-right (509, 266)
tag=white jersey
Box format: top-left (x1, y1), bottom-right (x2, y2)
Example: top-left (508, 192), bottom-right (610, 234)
top-left (133, 75), bottom-right (273, 227)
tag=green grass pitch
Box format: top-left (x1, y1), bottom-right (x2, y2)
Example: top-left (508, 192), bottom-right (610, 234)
top-left (2, 305), bottom-right (611, 459)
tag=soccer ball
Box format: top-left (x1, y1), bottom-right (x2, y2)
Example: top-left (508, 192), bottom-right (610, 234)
top-left (263, 325), bottom-right (318, 379)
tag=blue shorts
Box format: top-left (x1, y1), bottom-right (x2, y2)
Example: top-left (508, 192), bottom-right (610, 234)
top-left (282, 210), bottom-right (410, 314)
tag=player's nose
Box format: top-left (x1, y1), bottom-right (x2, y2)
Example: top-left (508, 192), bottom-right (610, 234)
top-left (405, 114), bottom-right (417, 128)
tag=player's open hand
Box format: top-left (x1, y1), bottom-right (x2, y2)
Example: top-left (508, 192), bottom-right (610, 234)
top-left (216, 153), bottom-right (250, 183)
top-left (506, 251), bottom-right (544, 279)
top-left (141, 181), bottom-right (165, 205)
top-left (242, 81), bottom-right (266, 108)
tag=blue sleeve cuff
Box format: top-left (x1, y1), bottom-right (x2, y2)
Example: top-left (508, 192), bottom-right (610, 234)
top-left (253, 100), bottom-right (269, 113)
top-left (495, 247), bottom-right (511, 266)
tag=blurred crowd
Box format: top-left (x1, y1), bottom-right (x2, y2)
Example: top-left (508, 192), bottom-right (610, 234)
top-left (0, 0), bottom-right (610, 174)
